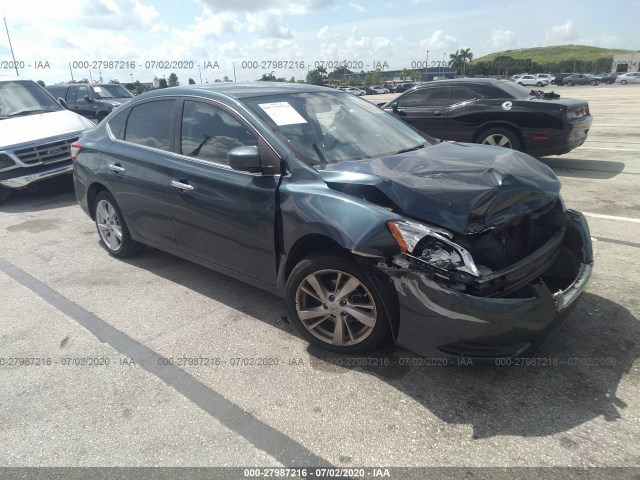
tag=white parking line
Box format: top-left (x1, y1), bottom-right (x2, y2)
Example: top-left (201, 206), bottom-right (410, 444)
top-left (583, 212), bottom-right (640, 223)
top-left (579, 147), bottom-right (640, 152)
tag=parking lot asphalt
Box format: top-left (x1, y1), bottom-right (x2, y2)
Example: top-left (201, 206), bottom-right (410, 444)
top-left (0, 85), bottom-right (639, 474)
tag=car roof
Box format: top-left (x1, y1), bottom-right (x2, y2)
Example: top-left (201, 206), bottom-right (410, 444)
top-left (132, 82), bottom-right (332, 102)
top-left (420, 78), bottom-right (515, 87)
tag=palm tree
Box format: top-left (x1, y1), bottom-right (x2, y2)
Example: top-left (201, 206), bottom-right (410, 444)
top-left (400, 68), bottom-right (411, 81)
top-left (448, 51), bottom-right (463, 75)
top-left (459, 48), bottom-right (474, 75)
top-left (448, 49), bottom-right (474, 76)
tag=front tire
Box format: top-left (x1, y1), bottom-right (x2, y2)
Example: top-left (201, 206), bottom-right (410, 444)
top-left (566, 81), bottom-right (574, 86)
top-left (590, 80), bottom-right (597, 86)
top-left (536, 82), bottom-right (543, 87)
top-left (478, 127), bottom-right (522, 151)
top-left (285, 253), bottom-right (390, 353)
top-left (621, 80), bottom-right (628, 85)
top-left (94, 191), bottom-right (143, 258)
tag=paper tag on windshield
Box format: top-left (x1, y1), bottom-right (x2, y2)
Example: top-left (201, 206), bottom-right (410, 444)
top-left (93, 86), bottom-right (104, 93)
top-left (259, 102), bottom-right (307, 126)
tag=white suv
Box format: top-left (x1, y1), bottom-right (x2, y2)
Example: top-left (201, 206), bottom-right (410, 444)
top-left (515, 75), bottom-right (549, 87)
top-left (0, 78), bottom-right (94, 202)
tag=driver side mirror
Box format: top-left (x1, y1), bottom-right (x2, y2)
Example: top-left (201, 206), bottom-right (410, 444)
top-left (391, 102), bottom-right (399, 113)
top-left (84, 95), bottom-right (93, 103)
top-left (228, 145), bottom-right (263, 173)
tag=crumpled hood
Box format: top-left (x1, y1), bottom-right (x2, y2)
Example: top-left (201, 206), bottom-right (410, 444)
top-left (317, 142), bottom-right (561, 234)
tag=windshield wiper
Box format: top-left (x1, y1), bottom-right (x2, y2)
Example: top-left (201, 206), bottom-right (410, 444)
top-left (395, 144), bottom-right (426, 154)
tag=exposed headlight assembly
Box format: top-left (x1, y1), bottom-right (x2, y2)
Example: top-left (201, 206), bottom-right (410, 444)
top-left (387, 219), bottom-right (480, 277)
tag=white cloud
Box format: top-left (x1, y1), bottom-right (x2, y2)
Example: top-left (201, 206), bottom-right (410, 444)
top-left (545, 20), bottom-right (579, 45)
top-left (246, 13), bottom-right (293, 39)
top-left (81, 0), bottom-right (167, 32)
top-left (317, 26), bottom-right (331, 40)
top-left (348, 2), bottom-right (366, 13)
top-left (198, 0), bottom-right (332, 14)
top-left (490, 29), bottom-right (517, 50)
top-left (419, 30), bottom-right (458, 51)
top-left (171, 11), bottom-right (243, 45)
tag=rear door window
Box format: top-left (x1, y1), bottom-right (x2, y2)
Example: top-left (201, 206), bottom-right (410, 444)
top-left (123, 100), bottom-right (175, 151)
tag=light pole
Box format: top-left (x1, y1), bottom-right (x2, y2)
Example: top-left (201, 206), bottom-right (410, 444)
top-left (129, 73), bottom-right (133, 83)
top-left (442, 53), bottom-right (446, 79)
top-left (425, 50), bottom-right (429, 81)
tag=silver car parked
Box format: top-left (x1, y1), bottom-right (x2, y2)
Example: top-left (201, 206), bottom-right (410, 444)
top-left (615, 72), bottom-right (640, 85)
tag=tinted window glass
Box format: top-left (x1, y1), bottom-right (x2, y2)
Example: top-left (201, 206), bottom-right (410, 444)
top-left (124, 100), bottom-right (175, 151)
top-left (67, 85), bottom-right (79, 103)
top-left (181, 101), bottom-right (257, 165)
top-left (449, 87), bottom-right (476, 105)
top-left (467, 84), bottom-right (507, 99)
top-left (399, 88), bottom-right (449, 107)
top-left (107, 107), bottom-right (129, 139)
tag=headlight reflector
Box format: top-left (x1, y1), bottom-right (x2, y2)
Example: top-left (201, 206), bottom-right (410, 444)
top-left (387, 219), bottom-right (480, 277)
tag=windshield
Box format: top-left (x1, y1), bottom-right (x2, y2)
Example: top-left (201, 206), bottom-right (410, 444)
top-left (241, 91), bottom-right (430, 166)
top-left (0, 81), bottom-right (63, 118)
top-left (91, 84), bottom-right (134, 99)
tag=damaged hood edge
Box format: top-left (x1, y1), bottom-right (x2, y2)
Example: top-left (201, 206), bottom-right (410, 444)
top-left (317, 141), bottom-right (561, 234)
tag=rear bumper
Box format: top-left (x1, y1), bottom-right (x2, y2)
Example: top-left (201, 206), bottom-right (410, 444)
top-left (524, 116), bottom-right (592, 157)
top-left (0, 161), bottom-right (73, 189)
top-left (378, 210), bottom-right (593, 359)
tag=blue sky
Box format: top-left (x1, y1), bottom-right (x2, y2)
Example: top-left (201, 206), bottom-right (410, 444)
top-left (0, 0), bottom-right (637, 84)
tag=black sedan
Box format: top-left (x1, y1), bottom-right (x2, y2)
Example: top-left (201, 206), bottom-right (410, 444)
top-left (381, 78), bottom-right (592, 157)
top-left (72, 83), bottom-right (592, 359)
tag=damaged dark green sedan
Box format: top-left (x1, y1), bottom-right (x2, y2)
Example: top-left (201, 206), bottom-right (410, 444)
top-left (72, 83), bottom-right (593, 359)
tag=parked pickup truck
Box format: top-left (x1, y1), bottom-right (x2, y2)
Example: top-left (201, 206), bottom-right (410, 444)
top-left (46, 83), bottom-right (134, 123)
top-left (0, 78), bottom-right (95, 203)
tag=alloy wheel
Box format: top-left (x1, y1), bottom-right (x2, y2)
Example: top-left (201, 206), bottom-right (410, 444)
top-left (295, 269), bottom-right (377, 347)
top-left (482, 133), bottom-right (513, 148)
top-left (96, 199), bottom-right (123, 251)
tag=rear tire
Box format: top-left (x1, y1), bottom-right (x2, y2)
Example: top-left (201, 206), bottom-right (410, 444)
top-left (94, 191), bottom-right (143, 258)
top-left (285, 253), bottom-right (391, 354)
top-left (566, 81), bottom-right (574, 86)
top-left (590, 80), bottom-right (597, 86)
top-left (536, 82), bottom-right (543, 87)
top-left (478, 127), bottom-right (522, 151)
top-left (621, 80), bottom-right (628, 85)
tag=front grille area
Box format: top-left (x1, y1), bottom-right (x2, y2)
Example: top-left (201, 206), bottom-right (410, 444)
top-left (13, 137), bottom-right (78, 166)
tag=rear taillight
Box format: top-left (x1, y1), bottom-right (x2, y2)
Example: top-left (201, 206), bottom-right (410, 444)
top-left (70, 142), bottom-right (82, 163)
top-left (567, 105), bottom-right (589, 122)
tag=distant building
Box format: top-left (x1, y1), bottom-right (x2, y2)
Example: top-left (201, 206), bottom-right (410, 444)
top-left (612, 53), bottom-right (640, 73)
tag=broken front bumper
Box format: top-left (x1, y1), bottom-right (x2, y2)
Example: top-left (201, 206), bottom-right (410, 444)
top-left (378, 210), bottom-right (593, 359)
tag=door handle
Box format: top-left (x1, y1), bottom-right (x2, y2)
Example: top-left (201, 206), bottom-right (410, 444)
top-left (171, 180), bottom-right (194, 192)
top-left (108, 163), bottom-right (125, 173)
top-left (434, 111), bottom-right (444, 117)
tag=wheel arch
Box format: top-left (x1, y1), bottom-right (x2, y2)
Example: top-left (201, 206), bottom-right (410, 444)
top-left (279, 233), bottom-right (401, 340)
top-left (473, 122), bottom-right (525, 151)
top-left (86, 182), bottom-right (110, 220)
